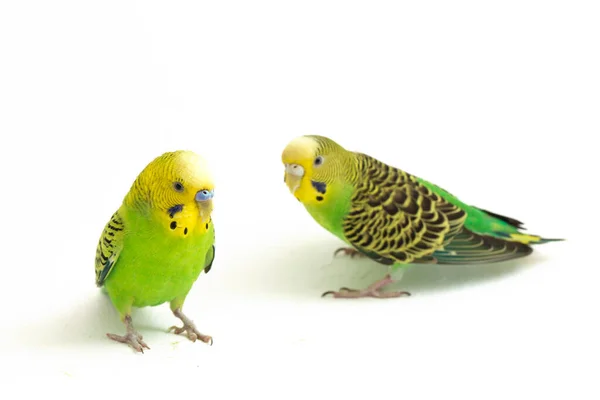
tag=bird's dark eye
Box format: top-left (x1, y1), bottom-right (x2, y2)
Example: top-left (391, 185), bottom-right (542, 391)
top-left (173, 182), bottom-right (184, 192)
top-left (314, 156), bottom-right (324, 166)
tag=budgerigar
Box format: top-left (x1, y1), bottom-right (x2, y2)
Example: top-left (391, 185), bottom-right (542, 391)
top-left (281, 135), bottom-right (562, 299)
top-left (95, 150), bottom-right (216, 351)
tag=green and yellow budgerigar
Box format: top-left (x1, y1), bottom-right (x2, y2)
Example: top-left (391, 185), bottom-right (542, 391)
top-left (281, 135), bottom-right (562, 299)
top-left (95, 150), bottom-right (216, 352)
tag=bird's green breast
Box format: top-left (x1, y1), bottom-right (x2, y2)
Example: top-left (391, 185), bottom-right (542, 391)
top-left (104, 207), bottom-right (214, 308)
top-left (303, 181), bottom-right (354, 243)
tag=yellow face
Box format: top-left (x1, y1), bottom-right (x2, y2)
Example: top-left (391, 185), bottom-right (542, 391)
top-left (281, 135), bottom-right (345, 206)
top-left (136, 150), bottom-right (215, 237)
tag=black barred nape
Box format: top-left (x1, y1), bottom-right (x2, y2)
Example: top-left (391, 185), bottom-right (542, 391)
top-left (125, 170), bottom-right (152, 209)
top-left (304, 135), bottom-right (343, 153)
top-left (302, 135), bottom-right (360, 185)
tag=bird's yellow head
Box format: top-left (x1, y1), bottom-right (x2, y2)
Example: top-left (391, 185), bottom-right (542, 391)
top-left (126, 150), bottom-right (215, 235)
top-left (281, 135), bottom-right (354, 206)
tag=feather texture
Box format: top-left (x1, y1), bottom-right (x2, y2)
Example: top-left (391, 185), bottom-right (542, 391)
top-left (95, 211), bottom-right (125, 286)
top-left (341, 153), bottom-right (559, 265)
top-left (94, 150), bottom-right (216, 315)
top-left (432, 229), bottom-right (533, 264)
top-left (281, 135), bottom-right (562, 269)
top-left (343, 154), bottom-right (466, 264)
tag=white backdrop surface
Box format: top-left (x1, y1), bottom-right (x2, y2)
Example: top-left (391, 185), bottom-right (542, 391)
top-left (0, 1), bottom-right (597, 399)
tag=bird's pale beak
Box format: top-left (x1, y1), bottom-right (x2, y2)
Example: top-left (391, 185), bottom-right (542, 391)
top-left (198, 200), bottom-right (213, 223)
top-left (284, 163), bottom-right (304, 194)
top-left (195, 189), bottom-right (214, 223)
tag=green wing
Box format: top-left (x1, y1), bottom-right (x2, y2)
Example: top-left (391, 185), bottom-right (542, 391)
top-left (95, 210), bottom-right (125, 286)
top-left (203, 244), bottom-right (215, 274)
top-left (343, 154), bottom-right (537, 265)
top-left (415, 178), bottom-right (522, 238)
top-left (342, 155), bottom-right (466, 265)
top-left (415, 178), bottom-right (551, 263)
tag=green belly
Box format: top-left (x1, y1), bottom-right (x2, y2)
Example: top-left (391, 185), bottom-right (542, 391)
top-left (105, 221), bottom-right (212, 310)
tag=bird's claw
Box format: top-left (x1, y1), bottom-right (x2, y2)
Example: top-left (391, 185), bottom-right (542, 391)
top-left (322, 287), bottom-right (411, 299)
top-left (321, 274), bottom-right (411, 299)
top-left (334, 247), bottom-right (365, 258)
top-left (168, 324), bottom-right (213, 346)
top-left (107, 331), bottom-right (150, 353)
top-left (321, 287), bottom-right (356, 297)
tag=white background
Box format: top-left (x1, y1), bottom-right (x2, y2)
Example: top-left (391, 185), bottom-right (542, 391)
top-left (1, 1), bottom-right (598, 398)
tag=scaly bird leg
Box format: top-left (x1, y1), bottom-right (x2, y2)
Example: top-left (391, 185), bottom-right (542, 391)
top-left (107, 315), bottom-right (150, 353)
top-left (169, 308), bottom-right (213, 346)
top-left (334, 247), bottom-right (366, 258)
top-left (322, 274), bottom-right (411, 299)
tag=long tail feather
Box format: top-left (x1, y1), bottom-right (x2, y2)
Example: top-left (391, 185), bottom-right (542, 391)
top-left (500, 232), bottom-right (565, 245)
top-left (429, 228), bottom-right (534, 265)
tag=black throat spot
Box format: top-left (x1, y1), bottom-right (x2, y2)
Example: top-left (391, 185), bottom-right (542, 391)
top-left (311, 180), bottom-right (327, 194)
top-left (168, 204), bottom-right (184, 218)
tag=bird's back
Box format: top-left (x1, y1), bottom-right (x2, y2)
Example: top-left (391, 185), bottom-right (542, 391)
top-left (346, 153), bottom-right (560, 265)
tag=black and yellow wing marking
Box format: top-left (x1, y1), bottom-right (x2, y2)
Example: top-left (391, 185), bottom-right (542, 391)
top-left (342, 155), bottom-right (467, 265)
top-left (95, 211), bottom-right (125, 287)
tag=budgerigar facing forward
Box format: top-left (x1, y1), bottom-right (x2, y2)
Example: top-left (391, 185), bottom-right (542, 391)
top-left (95, 150), bottom-right (216, 351)
top-left (281, 135), bottom-right (562, 299)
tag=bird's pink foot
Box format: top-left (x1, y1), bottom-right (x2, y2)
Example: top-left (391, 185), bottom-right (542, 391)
top-left (334, 247), bottom-right (366, 258)
top-left (169, 308), bottom-right (213, 345)
top-left (107, 315), bottom-right (150, 353)
top-left (322, 274), bottom-right (411, 299)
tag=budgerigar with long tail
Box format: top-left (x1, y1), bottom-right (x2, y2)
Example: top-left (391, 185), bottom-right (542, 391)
top-left (95, 150), bottom-right (216, 351)
top-left (281, 135), bottom-right (562, 299)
